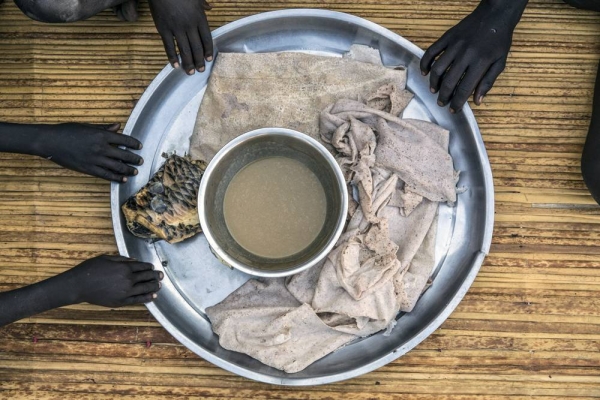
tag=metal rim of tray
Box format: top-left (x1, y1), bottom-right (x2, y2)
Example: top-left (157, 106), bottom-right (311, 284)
top-left (111, 9), bottom-right (494, 386)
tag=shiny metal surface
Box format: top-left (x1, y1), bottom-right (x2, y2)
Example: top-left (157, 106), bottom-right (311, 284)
top-left (198, 128), bottom-right (348, 278)
top-left (111, 9), bottom-right (494, 385)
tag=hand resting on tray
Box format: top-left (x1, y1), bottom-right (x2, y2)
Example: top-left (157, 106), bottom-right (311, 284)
top-left (0, 122), bottom-right (143, 183)
top-left (63, 256), bottom-right (162, 307)
top-left (420, 0), bottom-right (528, 112)
top-left (0, 255), bottom-right (163, 327)
top-left (149, 0), bottom-right (214, 75)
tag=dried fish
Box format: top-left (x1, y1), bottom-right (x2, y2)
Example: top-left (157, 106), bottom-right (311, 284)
top-left (121, 154), bottom-right (207, 244)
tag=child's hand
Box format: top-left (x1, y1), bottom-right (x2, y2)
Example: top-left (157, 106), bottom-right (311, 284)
top-left (148, 0), bottom-right (213, 75)
top-left (37, 122), bottom-right (143, 182)
top-left (64, 255), bottom-right (163, 308)
top-left (420, 0), bottom-right (527, 112)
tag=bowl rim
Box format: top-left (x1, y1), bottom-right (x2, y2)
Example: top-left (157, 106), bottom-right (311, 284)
top-left (198, 127), bottom-right (349, 278)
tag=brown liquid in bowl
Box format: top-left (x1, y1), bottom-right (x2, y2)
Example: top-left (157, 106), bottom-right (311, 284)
top-left (223, 157), bottom-right (327, 259)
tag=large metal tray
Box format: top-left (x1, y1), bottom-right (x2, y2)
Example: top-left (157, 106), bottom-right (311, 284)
top-left (111, 9), bottom-right (494, 386)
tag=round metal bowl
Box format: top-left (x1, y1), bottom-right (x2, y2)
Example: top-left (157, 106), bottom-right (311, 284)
top-left (110, 9), bottom-right (494, 385)
top-left (198, 128), bottom-right (348, 278)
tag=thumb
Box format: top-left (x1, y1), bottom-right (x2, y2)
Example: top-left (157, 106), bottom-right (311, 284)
top-left (103, 123), bottom-right (121, 132)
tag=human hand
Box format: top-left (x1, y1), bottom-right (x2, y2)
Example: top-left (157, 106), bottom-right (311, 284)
top-left (63, 255), bottom-right (163, 308)
top-left (37, 123), bottom-right (143, 182)
top-left (420, 0), bottom-right (528, 112)
top-left (149, 0), bottom-right (213, 75)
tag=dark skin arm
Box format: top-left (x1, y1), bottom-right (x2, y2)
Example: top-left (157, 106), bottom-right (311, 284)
top-left (12, 0), bottom-right (213, 76)
top-left (0, 255), bottom-right (163, 327)
top-left (148, 0), bottom-right (214, 75)
top-left (0, 122), bottom-right (143, 182)
top-left (420, 0), bottom-right (529, 113)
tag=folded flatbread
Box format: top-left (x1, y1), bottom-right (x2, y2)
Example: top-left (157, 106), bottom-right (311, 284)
top-left (207, 279), bottom-right (355, 373)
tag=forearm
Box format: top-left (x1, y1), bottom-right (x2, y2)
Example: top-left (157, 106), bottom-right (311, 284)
top-left (0, 123), bottom-right (49, 157)
top-left (0, 274), bottom-right (77, 327)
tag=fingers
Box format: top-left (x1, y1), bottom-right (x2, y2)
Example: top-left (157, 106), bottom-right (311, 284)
top-left (437, 60), bottom-right (468, 107)
top-left (93, 143), bottom-right (142, 180)
top-left (90, 122), bottom-right (120, 132)
top-left (133, 270), bottom-right (163, 284)
top-left (105, 146), bottom-right (143, 165)
top-left (199, 15), bottom-right (213, 61)
top-left (105, 132), bottom-right (142, 150)
top-left (429, 47), bottom-right (458, 94)
top-left (160, 30), bottom-right (180, 68)
top-left (474, 58), bottom-right (506, 105)
top-left (106, 123), bottom-right (120, 132)
top-left (90, 166), bottom-right (127, 183)
top-left (129, 261), bottom-right (154, 272)
top-left (105, 256), bottom-right (155, 269)
top-left (124, 293), bottom-right (157, 305)
top-left (201, 0), bottom-right (212, 10)
top-left (130, 280), bottom-right (161, 297)
top-left (187, 30), bottom-right (205, 72)
top-left (449, 65), bottom-right (487, 113)
top-left (160, 20), bottom-right (211, 73)
top-left (99, 158), bottom-right (138, 177)
top-left (175, 32), bottom-right (195, 75)
top-left (420, 37), bottom-right (448, 75)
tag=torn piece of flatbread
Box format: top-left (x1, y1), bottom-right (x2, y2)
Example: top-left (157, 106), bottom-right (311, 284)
top-left (206, 279), bottom-right (355, 373)
top-left (317, 86), bottom-right (455, 317)
top-left (342, 44), bottom-right (383, 65)
top-left (367, 83), bottom-right (414, 117)
top-left (309, 226), bottom-right (402, 337)
top-left (396, 213), bottom-right (439, 312)
top-left (321, 97), bottom-right (458, 204)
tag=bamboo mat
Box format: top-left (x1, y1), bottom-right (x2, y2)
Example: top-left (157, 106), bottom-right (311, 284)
top-left (0, 0), bottom-right (599, 398)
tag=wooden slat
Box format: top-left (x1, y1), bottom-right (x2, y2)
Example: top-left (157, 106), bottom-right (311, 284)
top-left (0, 0), bottom-right (599, 398)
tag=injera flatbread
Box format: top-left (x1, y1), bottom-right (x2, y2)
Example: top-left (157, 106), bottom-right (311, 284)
top-left (190, 50), bottom-right (407, 162)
